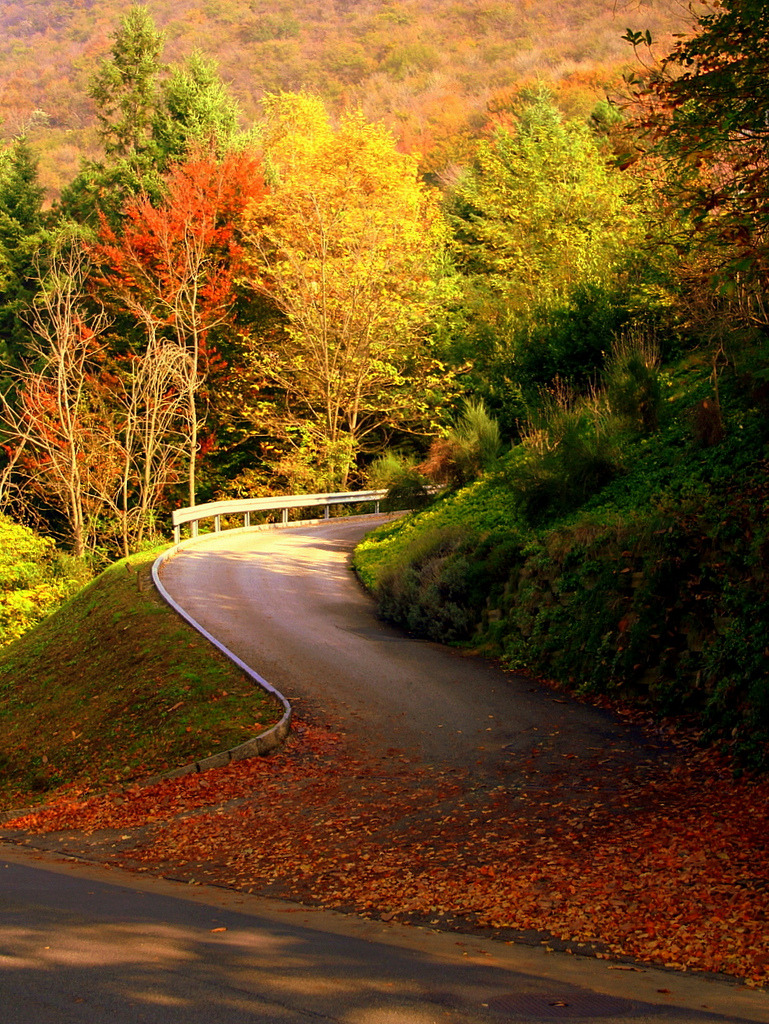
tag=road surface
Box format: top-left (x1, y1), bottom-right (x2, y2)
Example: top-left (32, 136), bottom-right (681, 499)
top-left (2, 844), bottom-right (765, 1023)
top-left (157, 517), bottom-right (654, 774)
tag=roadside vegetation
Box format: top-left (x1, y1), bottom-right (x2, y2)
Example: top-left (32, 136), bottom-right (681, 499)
top-left (350, 1), bottom-right (769, 774)
top-left (0, 546), bottom-right (282, 811)
top-left (354, 344), bottom-right (769, 770)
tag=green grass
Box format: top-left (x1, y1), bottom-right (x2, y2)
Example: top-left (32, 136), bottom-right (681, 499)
top-left (0, 546), bottom-right (283, 811)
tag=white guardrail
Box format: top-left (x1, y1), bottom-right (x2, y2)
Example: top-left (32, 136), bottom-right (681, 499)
top-left (171, 489), bottom-right (389, 544)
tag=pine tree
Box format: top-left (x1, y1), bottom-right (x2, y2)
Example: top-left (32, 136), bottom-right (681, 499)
top-left (89, 5), bottom-right (165, 163)
top-left (0, 136), bottom-right (48, 363)
top-left (152, 52), bottom-right (245, 166)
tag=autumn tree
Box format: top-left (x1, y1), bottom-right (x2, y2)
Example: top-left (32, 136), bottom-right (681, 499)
top-left (94, 149), bottom-right (264, 507)
top-left (0, 233), bottom-right (114, 557)
top-left (626, 0), bottom-right (769, 308)
top-left (112, 330), bottom-right (190, 555)
top-left (244, 93), bottom-right (447, 489)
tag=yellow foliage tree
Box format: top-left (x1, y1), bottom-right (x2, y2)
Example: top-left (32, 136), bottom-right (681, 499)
top-left (244, 93), bottom-right (447, 488)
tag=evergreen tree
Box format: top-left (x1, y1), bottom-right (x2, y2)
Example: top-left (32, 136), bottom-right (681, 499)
top-left (61, 11), bottom-right (248, 228)
top-left (0, 137), bottom-right (49, 363)
top-left (61, 7), bottom-right (166, 226)
top-left (152, 52), bottom-right (246, 165)
top-left (89, 5), bottom-right (165, 163)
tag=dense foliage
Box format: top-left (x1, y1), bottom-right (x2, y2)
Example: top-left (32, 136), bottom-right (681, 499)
top-left (354, 352), bottom-right (769, 769)
top-left (346, 0), bottom-right (769, 768)
top-left (0, 0), bottom-right (688, 196)
top-left (0, 513), bottom-right (85, 646)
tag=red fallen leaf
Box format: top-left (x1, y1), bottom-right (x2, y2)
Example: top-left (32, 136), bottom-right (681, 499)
top-left (4, 720), bottom-right (768, 986)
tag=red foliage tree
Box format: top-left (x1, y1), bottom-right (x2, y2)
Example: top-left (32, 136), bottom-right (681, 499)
top-left (94, 148), bottom-right (266, 507)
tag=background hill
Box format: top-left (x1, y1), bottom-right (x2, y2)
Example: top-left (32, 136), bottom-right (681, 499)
top-left (0, 0), bottom-right (688, 195)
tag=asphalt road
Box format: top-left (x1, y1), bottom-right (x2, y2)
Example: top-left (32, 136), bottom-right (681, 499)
top-left (2, 844), bottom-right (766, 1024)
top-left (2, 516), bottom-right (767, 1023)
top-left (156, 516), bottom-right (655, 774)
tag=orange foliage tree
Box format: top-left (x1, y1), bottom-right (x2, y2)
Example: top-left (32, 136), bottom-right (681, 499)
top-left (94, 148), bottom-right (266, 508)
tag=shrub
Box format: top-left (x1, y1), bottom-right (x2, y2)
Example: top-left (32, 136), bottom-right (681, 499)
top-left (367, 451), bottom-right (432, 512)
top-left (604, 330), bottom-right (663, 434)
top-left (375, 524), bottom-right (474, 641)
top-left (419, 399), bottom-right (502, 488)
top-left (507, 385), bottom-right (623, 522)
top-left (0, 514), bottom-right (85, 647)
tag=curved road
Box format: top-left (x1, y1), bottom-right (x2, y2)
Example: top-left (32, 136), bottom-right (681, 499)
top-left (2, 517), bottom-right (767, 1023)
top-left (157, 516), bottom-right (648, 773)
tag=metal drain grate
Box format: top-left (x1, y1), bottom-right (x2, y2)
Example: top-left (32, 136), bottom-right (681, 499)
top-left (487, 991), bottom-right (648, 1019)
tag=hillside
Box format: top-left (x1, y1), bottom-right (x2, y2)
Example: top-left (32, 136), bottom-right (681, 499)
top-left (0, 0), bottom-right (689, 193)
top-left (353, 347), bottom-right (769, 771)
top-left (0, 547), bottom-right (282, 810)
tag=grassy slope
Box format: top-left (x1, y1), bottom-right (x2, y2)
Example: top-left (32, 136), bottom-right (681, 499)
top-left (0, 546), bottom-right (282, 811)
top-left (353, 353), bottom-right (769, 768)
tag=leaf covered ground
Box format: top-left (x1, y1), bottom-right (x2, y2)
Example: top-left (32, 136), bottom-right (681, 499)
top-left (3, 714), bottom-right (768, 989)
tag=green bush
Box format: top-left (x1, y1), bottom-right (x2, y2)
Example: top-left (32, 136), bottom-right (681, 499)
top-left (0, 514), bottom-right (87, 647)
top-left (419, 399), bottom-right (502, 488)
top-left (506, 387), bottom-right (623, 523)
top-left (354, 350), bottom-right (769, 769)
top-left (367, 450), bottom-right (432, 512)
top-left (604, 330), bottom-right (663, 434)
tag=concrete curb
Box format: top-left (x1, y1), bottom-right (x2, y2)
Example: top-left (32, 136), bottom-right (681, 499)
top-left (148, 514), bottom-right (387, 782)
top-left (149, 529), bottom-right (301, 782)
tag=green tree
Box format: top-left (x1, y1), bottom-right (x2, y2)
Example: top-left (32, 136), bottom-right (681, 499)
top-left (151, 51), bottom-right (247, 164)
top-left (0, 136), bottom-right (49, 363)
top-left (62, 11), bottom-right (247, 229)
top-left (89, 5), bottom-right (165, 163)
top-left (450, 91), bottom-right (637, 310)
top-left (61, 7), bottom-right (166, 225)
top-left (245, 93), bottom-right (448, 488)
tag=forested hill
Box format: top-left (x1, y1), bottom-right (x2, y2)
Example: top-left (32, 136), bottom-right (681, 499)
top-left (1, 0), bottom-right (686, 193)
